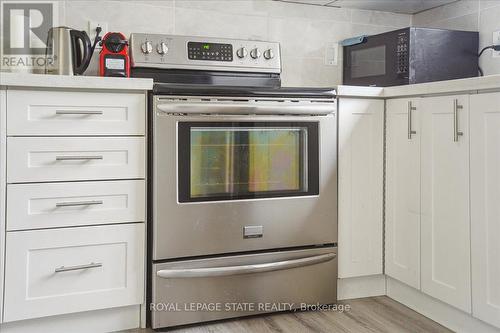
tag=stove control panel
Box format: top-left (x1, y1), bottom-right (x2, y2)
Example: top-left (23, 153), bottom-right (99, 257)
top-left (188, 42), bottom-right (233, 61)
top-left (130, 33), bottom-right (281, 74)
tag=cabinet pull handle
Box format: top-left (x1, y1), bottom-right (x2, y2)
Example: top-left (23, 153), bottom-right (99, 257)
top-left (408, 101), bottom-right (417, 139)
top-left (56, 200), bottom-right (103, 207)
top-left (55, 155), bottom-right (103, 161)
top-left (55, 262), bottom-right (102, 273)
top-left (55, 110), bottom-right (103, 115)
top-left (453, 99), bottom-right (464, 142)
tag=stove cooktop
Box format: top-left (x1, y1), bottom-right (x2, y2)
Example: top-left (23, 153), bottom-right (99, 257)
top-left (129, 33), bottom-right (336, 99)
top-left (152, 83), bottom-right (336, 99)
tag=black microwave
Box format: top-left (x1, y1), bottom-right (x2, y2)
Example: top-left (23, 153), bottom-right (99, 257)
top-left (343, 27), bottom-right (479, 87)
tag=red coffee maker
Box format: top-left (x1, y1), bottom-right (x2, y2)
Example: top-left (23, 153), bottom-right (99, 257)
top-left (99, 32), bottom-right (130, 77)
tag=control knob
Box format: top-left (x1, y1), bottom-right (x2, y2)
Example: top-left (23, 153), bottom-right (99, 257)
top-left (263, 49), bottom-right (275, 60)
top-left (141, 41), bottom-right (153, 54)
top-left (157, 42), bottom-right (168, 55)
top-left (250, 48), bottom-right (261, 59)
top-left (236, 47), bottom-right (248, 59)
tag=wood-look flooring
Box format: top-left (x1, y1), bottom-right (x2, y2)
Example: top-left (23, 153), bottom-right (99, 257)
top-left (122, 296), bottom-right (452, 333)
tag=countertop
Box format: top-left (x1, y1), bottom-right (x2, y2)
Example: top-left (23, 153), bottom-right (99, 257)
top-left (3, 72), bottom-right (500, 97)
top-left (337, 74), bottom-right (500, 99)
top-left (0, 72), bottom-right (153, 91)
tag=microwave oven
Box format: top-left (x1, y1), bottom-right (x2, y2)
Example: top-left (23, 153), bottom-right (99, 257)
top-left (342, 27), bottom-right (479, 87)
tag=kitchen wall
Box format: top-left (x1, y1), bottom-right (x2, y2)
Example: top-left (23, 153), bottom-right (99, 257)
top-left (56, 0), bottom-right (412, 87)
top-left (412, 0), bottom-right (500, 76)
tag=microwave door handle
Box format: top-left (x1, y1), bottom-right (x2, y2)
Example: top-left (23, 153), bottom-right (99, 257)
top-left (156, 102), bottom-right (335, 115)
top-left (156, 253), bottom-right (336, 279)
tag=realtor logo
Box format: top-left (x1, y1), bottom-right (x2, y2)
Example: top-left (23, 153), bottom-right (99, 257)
top-left (2, 2), bottom-right (54, 55)
top-left (1, 1), bottom-right (58, 70)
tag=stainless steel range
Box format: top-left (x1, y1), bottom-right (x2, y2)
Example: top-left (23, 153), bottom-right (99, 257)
top-left (130, 33), bottom-right (338, 329)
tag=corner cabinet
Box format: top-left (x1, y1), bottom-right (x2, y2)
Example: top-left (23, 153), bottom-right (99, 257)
top-left (385, 98), bottom-right (421, 290)
top-left (338, 98), bottom-right (384, 278)
top-left (385, 94), bottom-right (472, 314)
top-left (470, 92), bottom-right (500, 328)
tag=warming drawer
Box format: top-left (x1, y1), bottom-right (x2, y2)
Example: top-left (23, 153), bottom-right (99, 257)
top-left (151, 247), bottom-right (337, 329)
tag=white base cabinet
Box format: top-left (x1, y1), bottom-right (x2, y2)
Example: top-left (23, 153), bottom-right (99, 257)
top-left (6, 90), bottom-right (145, 136)
top-left (420, 95), bottom-right (471, 313)
top-left (470, 92), bottom-right (500, 328)
top-left (385, 98), bottom-right (421, 290)
top-left (385, 95), bottom-right (472, 314)
top-left (3, 223), bottom-right (144, 322)
top-left (338, 98), bottom-right (384, 278)
top-left (7, 180), bottom-right (145, 231)
top-left (7, 137), bottom-right (145, 183)
top-left (1, 86), bottom-right (147, 329)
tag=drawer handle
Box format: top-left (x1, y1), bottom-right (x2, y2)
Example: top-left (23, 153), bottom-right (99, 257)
top-left (55, 110), bottom-right (104, 115)
top-left (56, 200), bottom-right (103, 207)
top-left (55, 155), bottom-right (103, 161)
top-left (55, 262), bottom-right (103, 273)
top-left (157, 253), bottom-right (336, 278)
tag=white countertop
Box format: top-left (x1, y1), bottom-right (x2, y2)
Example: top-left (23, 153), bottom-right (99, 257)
top-left (337, 74), bottom-right (500, 99)
top-left (3, 72), bottom-right (500, 97)
top-left (0, 72), bottom-right (153, 91)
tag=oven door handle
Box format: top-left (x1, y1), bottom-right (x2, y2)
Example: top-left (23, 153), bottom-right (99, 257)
top-left (156, 252), bottom-right (336, 278)
top-left (156, 102), bottom-right (335, 115)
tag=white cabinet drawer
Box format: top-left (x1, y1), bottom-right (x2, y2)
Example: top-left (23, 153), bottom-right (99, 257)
top-left (7, 180), bottom-right (145, 231)
top-left (3, 223), bottom-right (145, 322)
top-left (7, 137), bottom-right (145, 183)
top-left (7, 90), bottom-right (145, 136)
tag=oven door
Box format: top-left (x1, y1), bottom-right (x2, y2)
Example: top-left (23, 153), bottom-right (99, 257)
top-left (343, 28), bottom-right (409, 87)
top-left (152, 99), bottom-right (337, 260)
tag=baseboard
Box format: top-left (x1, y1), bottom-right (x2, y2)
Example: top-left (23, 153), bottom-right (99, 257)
top-left (386, 277), bottom-right (500, 333)
top-left (0, 305), bottom-right (141, 333)
top-left (337, 274), bottom-right (386, 300)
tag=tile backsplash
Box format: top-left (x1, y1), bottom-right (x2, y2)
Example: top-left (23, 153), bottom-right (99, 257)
top-left (412, 0), bottom-right (500, 76)
top-left (2, 0), bottom-right (412, 87)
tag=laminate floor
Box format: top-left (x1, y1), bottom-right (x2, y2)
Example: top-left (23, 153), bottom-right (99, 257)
top-left (122, 296), bottom-right (452, 333)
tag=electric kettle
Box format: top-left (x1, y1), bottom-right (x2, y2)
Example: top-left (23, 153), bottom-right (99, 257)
top-left (45, 26), bottom-right (93, 75)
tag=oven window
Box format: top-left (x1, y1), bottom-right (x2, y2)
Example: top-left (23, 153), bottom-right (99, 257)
top-left (178, 122), bottom-right (319, 202)
top-left (351, 45), bottom-right (386, 78)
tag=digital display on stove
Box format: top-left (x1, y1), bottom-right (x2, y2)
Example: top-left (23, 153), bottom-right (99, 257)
top-left (188, 42), bottom-right (233, 62)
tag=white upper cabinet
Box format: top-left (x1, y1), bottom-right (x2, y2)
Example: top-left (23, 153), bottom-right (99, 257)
top-left (470, 92), bottom-right (500, 329)
top-left (338, 98), bottom-right (384, 278)
top-left (420, 95), bottom-right (471, 313)
top-left (385, 98), bottom-right (421, 289)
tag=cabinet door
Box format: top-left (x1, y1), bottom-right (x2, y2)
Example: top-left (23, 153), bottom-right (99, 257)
top-left (470, 92), bottom-right (500, 328)
top-left (421, 95), bottom-right (471, 313)
top-left (338, 98), bottom-right (384, 278)
top-left (385, 98), bottom-right (420, 289)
